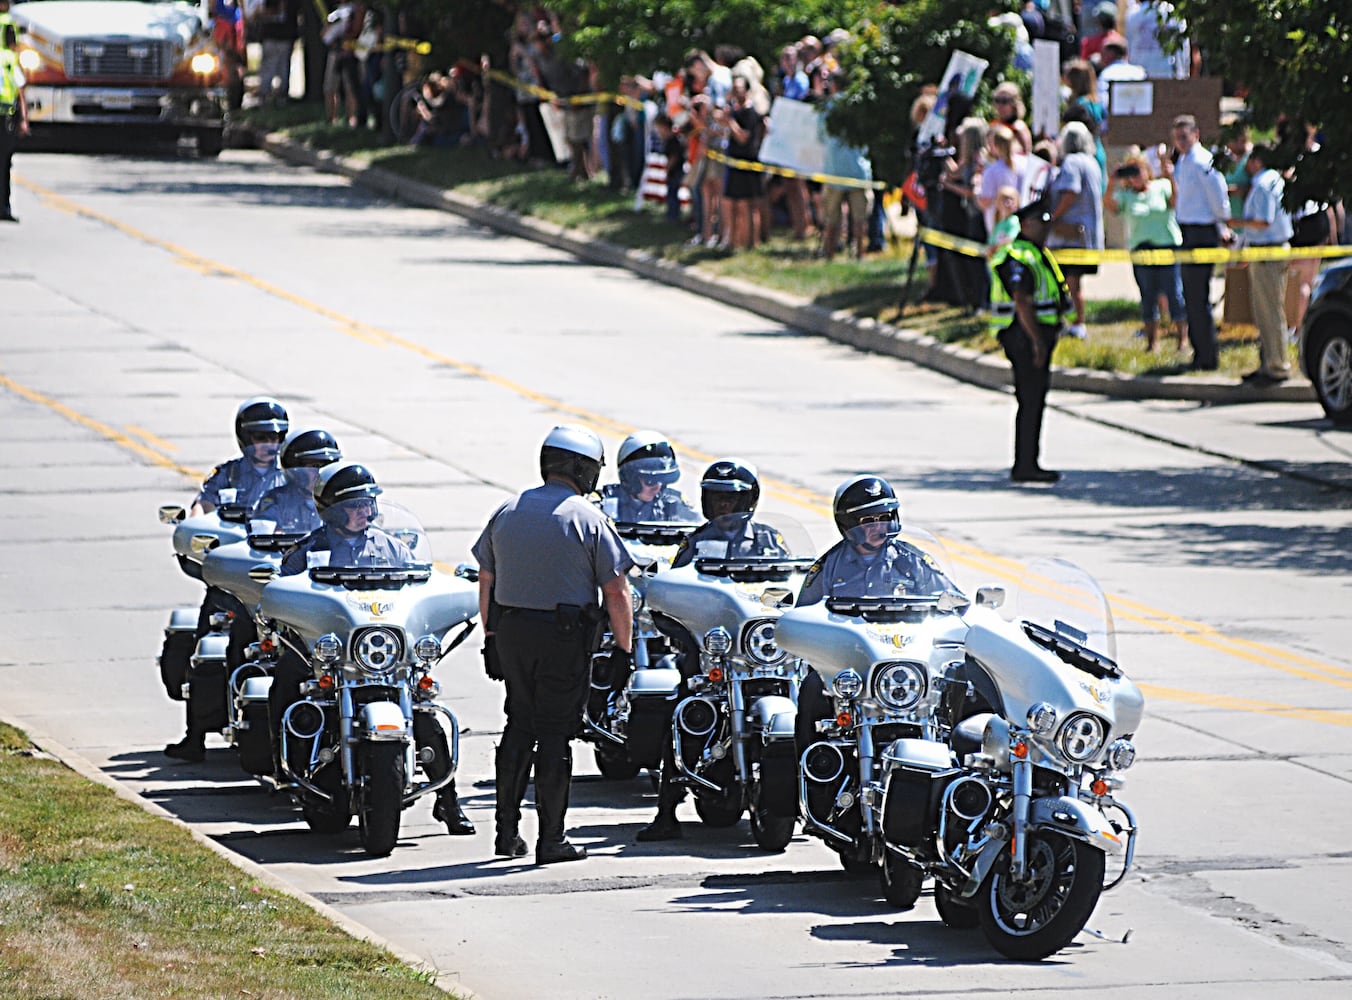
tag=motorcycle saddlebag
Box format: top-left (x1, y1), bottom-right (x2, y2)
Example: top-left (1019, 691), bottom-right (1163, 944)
top-left (188, 633), bottom-right (231, 733)
top-left (881, 738), bottom-right (957, 848)
top-left (625, 667), bottom-right (682, 768)
top-left (158, 607), bottom-right (199, 701)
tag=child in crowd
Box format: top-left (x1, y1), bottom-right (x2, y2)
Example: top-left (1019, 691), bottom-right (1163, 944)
top-left (987, 185), bottom-right (1021, 256)
top-left (653, 112), bottom-right (686, 224)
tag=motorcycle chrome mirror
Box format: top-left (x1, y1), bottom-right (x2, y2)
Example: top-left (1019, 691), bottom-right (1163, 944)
top-left (158, 504), bottom-right (186, 525)
top-left (760, 586), bottom-right (795, 609)
top-left (190, 533), bottom-right (220, 555)
top-left (975, 586), bottom-right (1005, 609)
top-left (937, 591), bottom-right (970, 613)
top-left (248, 563), bottom-right (278, 584)
top-left (454, 562), bottom-right (480, 583)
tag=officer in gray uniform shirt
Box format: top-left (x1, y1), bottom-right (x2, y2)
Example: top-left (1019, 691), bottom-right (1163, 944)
top-left (669, 459), bottom-right (789, 569)
top-left (253, 428), bottom-right (341, 535)
top-left (598, 430), bottom-right (699, 523)
top-left (472, 425), bottom-right (635, 864)
top-left (191, 396), bottom-right (290, 516)
top-left (794, 475), bottom-right (959, 755)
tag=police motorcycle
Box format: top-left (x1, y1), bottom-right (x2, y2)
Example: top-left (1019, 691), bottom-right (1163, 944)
top-left (776, 522), bottom-right (970, 902)
top-left (876, 559), bottom-right (1142, 960)
top-left (583, 432), bottom-right (703, 782)
top-left (640, 463), bottom-right (815, 850)
top-left (252, 485), bottom-right (477, 857)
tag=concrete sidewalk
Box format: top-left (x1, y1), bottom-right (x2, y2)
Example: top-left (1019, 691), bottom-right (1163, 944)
top-left (258, 134), bottom-right (1317, 414)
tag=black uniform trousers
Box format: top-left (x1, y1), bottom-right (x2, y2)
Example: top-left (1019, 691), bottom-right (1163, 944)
top-left (998, 319), bottom-right (1058, 474)
top-left (0, 116), bottom-right (17, 217)
top-left (1179, 223), bottom-right (1220, 369)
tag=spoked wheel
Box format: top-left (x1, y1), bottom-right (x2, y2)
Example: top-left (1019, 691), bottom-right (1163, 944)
top-left (749, 800), bottom-right (795, 852)
top-left (594, 746), bottom-right (640, 781)
top-left (979, 832), bottom-right (1106, 960)
top-left (934, 882), bottom-right (980, 929)
top-left (358, 743), bottom-right (405, 857)
top-left (880, 851), bottom-right (924, 909)
top-left (301, 761), bottom-right (351, 834)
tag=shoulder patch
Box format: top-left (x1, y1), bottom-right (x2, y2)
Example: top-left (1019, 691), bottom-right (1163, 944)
top-left (801, 559), bottom-right (823, 589)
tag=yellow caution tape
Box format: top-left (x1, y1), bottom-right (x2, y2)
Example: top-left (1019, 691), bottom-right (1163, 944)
top-left (919, 227), bottom-right (1352, 264)
top-left (484, 69), bottom-right (642, 110)
top-left (704, 149), bottom-right (886, 191)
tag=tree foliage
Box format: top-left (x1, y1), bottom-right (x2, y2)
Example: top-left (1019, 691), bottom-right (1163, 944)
top-left (1171, 0), bottom-right (1351, 207)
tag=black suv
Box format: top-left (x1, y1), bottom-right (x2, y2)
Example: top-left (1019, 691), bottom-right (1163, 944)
top-left (1299, 257), bottom-right (1352, 424)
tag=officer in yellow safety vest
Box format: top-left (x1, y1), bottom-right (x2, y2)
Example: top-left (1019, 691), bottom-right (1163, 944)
top-left (0, 16), bottom-right (29, 223)
top-left (988, 200), bottom-right (1071, 483)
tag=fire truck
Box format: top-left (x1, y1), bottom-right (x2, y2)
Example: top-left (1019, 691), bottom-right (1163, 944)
top-left (11, 0), bottom-right (228, 155)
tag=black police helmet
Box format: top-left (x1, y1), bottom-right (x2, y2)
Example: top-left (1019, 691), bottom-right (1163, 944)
top-left (540, 424), bottom-right (605, 495)
top-left (700, 459), bottom-right (760, 520)
top-left (833, 474), bottom-right (901, 543)
top-left (313, 462), bottom-right (382, 520)
top-left (280, 428), bottom-right (342, 470)
top-left (617, 430), bottom-right (680, 495)
top-left (234, 396), bottom-right (289, 453)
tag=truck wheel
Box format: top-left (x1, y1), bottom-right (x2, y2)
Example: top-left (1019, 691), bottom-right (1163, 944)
top-left (1309, 322), bottom-right (1352, 424)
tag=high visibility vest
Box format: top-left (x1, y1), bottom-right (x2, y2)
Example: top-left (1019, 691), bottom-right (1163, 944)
top-left (988, 239), bottom-right (1071, 334)
top-left (0, 49), bottom-right (19, 113)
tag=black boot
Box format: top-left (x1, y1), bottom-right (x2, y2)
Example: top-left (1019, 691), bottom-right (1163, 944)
top-left (534, 750), bottom-right (586, 864)
top-left (164, 725), bottom-right (205, 763)
top-left (637, 769), bottom-right (685, 842)
top-left (433, 780), bottom-right (476, 836)
top-left (493, 745), bottom-right (532, 858)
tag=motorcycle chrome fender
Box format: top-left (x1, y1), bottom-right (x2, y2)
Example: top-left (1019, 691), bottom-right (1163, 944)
top-left (237, 673), bottom-right (273, 705)
top-left (628, 666), bottom-right (683, 698)
top-left (1029, 794), bottom-right (1127, 857)
top-left (747, 694), bottom-right (797, 742)
top-left (166, 607), bottom-right (199, 635)
top-left (357, 700), bottom-right (410, 743)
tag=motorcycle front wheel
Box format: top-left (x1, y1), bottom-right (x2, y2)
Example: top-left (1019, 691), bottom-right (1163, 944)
top-left (978, 831), bottom-right (1105, 960)
top-left (594, 746), bottom-right (640, 781)
top-left (880, 851), bottom-right (924, 909)
top-left (749, 801), bottom-right (795, 852)
top-left (694, 789), bottom-right (744, 827)
top-left (934, 882), bottom-right (980, 929)
top-left (358, 742), bottom-right (406, 857)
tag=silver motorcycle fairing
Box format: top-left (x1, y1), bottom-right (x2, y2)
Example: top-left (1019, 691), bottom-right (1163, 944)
top-left (172, 512), bottom-right (248, 568)
top-left (1028, 794), bottom-right (1127, 857)
top-left (776, 601), bottom-right (969, 687)
top-left (643, 563), bottom-right (808, 644)
top-left (964, 606), bottom-right (1145, 764)
top-left (200, 538), bottom-right (283, 611)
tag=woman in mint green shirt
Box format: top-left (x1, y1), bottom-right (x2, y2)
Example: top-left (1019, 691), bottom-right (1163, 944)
top-left (1105, 153), bottom-right (1186, 352)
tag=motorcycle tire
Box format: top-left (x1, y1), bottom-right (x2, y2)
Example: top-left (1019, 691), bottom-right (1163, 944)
top-left (838, 848), bottom-right (874, 876)
top-left (358, 742), bottom-right (406, 858)
top-left (594, 746), bottom-right (640, 781)
top-left (694, 790), bottom-right (744, 828)
top-left (978, 831), bottom-right (1106, 961)
top-left (301, 763), bottom-right (351, 834)
top-left (159, 631), bottom-right (194, 701)
top-left (749, 802), bottom-right (795, 852)
top-left (934, 883), bottom-right (980, 930)
top-left (880, 851), bottom-right (924, 909)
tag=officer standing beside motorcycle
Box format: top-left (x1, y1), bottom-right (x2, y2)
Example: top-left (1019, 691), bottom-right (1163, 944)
top-left (988, 202), bottom-right (1071, 484)
top-left (1, 17), bottom-right (29, 224)
top-left (794, 475), bottom-right (958, 756)
top-left (598, 431), bottom-right (699, 523)
top-left (472, 425), bottom-right (635, 864)
top-left (638, 459), bottom-right (791, 841)
top-left (164, 397), bottom-right (291, 762)
top-left (273, 462), bottom-right (476, 836)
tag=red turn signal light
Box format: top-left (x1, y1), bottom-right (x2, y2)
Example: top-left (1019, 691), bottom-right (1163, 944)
top-left (259, 638), bottom-right (276, 654)
top-left (835, 711), bottom-right (853, 728)
top-left (707, 666), bottom-right (724, 683)
top-left (317, 674), bottom-right (335, 691)
top-left (1012, 740), bottom-right (1029, 759)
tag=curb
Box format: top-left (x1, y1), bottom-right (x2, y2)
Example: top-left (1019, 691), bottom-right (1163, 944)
top-left (257, 133), bottom-right (1316, 407)
top-left (2, 712), bottom-right (476, 1000)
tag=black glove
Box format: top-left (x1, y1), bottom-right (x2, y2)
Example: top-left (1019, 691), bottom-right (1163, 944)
top-left (608, 647), bottom-right (633, 694)
top-left (482, 636), bottom-right (503, 682)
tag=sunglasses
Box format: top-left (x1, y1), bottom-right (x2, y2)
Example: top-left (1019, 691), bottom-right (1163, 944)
top-left (251, 432), bottom-right (284, 444)
top-left (638, 475), bottom-right (667, 487)
top-left (993, 96), bottom-right (1015, 105)
top-left (857, 513), bottom-right (893, 525)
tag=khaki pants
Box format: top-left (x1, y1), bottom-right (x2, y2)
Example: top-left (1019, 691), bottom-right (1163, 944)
top-left (1247, 254), bottom-right (1290, 376)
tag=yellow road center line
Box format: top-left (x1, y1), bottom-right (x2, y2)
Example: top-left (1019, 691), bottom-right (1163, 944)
top-left (124, 424), bottom-right (179, 452)
top-left (1140, 684), bottom-right (1352, 729)
top-left (16, 175), bottom-right (1352, 709)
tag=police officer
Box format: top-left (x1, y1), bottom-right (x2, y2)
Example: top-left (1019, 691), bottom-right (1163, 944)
top-left (794, 475), bottom-right (960, 754)
top-left (988, 202), bottom-right (1071, 484)
top-left (598, 430), bottom-right (699, 523)
top-left (669, 459), bottom-right (789, 569)
top-left (472, 425), bottom-right (635, 864)
top-left (0, 17), bottom-right (28, 224)
top-left (192, 397), bottom-right (290, 516)
top-left (273, 463), bottom-right (475, 835)
top-left (253, 428), bottom-right (341, 535)
top-left (637, 459), bottom-right (790, 841)
top-left (163, 397), bottom-right (291, 762)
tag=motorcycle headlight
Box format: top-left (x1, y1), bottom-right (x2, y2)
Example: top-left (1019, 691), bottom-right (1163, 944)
top-left (1026, 702), bottom-right (1058, 736)
top-left (703, 626), bottom-right (732, 657)
top-left (742, 619), bottom-right (786, 666)
top-left (831, 668), bottom-right (863, 700)
top-left (354, 627), bottom-right (402, 674)
top-left (1057, 713), bottom-right (1107, 763)
top-left (312, 633), bottom-right (342, 665)
top-left (873, 661), bottom-right (926, 711)
top-left (413, 634), bottom-right (441, 664)
top-left (1106, 738), bottom-right (1136, 771)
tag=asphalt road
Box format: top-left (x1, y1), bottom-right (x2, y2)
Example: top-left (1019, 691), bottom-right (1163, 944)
top-left (2, 150), bottom-right (1351, 999)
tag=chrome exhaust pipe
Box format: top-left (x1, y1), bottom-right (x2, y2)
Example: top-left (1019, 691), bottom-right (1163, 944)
top-left (284, 701), bottom-right (326, 741)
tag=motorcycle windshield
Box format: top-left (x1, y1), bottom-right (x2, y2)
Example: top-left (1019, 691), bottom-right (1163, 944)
top-left (1008, 558), bottom-right (1117, 664)
top-left (598, 466), bottom-right (703, 527)
top-left (689, 511), bottom-right (816, 563)
top-left (308, 499), bottom-right (433, 571)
